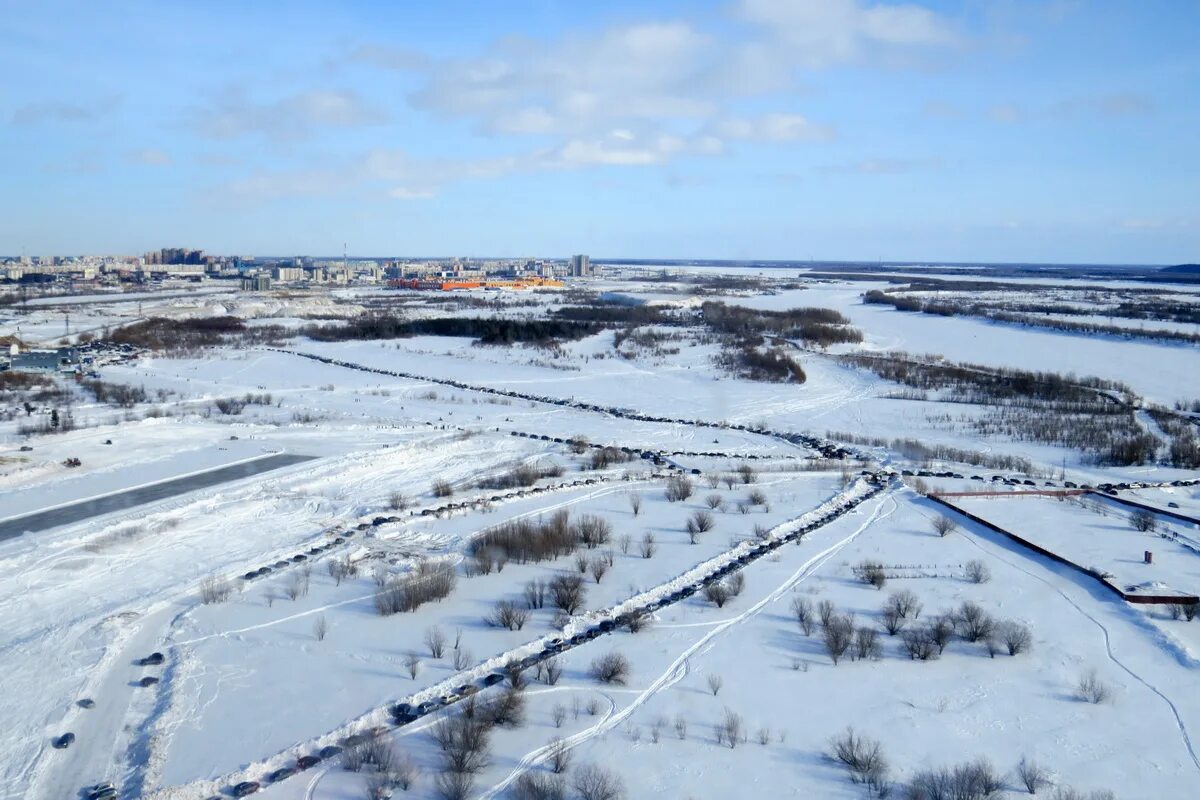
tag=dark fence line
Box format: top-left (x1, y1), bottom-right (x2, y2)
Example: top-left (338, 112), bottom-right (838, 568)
top-left (1085, 491), bottom-right (1200, 528)
top-left (928, 495), bottom-right (1199, 607)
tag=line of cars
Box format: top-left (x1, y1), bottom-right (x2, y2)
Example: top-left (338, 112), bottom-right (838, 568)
top-left (275, 348), bottom-right (859, 461)
top-left (214, 472), bottom-right (892, 797)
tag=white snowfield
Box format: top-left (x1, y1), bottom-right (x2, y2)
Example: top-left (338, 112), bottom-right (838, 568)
top-left (1, 269), bottom-right (1198, 800)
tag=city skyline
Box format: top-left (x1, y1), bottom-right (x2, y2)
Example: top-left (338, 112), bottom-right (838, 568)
top-left (2, 0), bottom-right (1197, 263)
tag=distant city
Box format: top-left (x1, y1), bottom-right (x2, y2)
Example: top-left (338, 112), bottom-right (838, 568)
top-left (0, 249), bottom-right (597, 294)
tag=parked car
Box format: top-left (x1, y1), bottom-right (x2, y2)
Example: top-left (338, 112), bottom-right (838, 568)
top-left (78, 698), bottom-right (95, 709)
top-left (138, 652), bottom-right (164, 666)
top-left (297, 755), bottom-right (320, 769)
top-left (232, 781), bottom-right (261, 797)
top-left (53, 732), bottom-right (75, 748)
top-left (318, 745), bottom-right (343, 759)
top-left (138, 676), bottom-right (159, 687)
top-left (267, 767), bottom-right (296, 783)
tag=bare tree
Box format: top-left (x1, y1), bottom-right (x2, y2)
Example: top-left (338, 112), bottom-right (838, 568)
top-left (432, 478), bottom-right (454, 498)
top-left (715, 707), bottom-right (744, 749)
top-left (674, 715), bottom-right (688, 740)
top-left (706, 673), bottom-right (723, 696)
top-left (726, 571), bottom-right (745, 597)
top-left (313, 614), bottom-right (329, 642)
top-left (199, 575), bottom-right (233, 605)
top-left (686, 510), bottom-right (715, 542)
top-left (703, 582), bottom-right (730, 608)
top-left (512, 773), bottom-right (566, 800)
top-left (957, 602), bottom-right (995, 642)
top-left (932, 516), bottom-right (957, 537)
top-left (619, 533), bottom-right (632, 554)
top-left (853, 626), bottom-right (881, 661)
top-left (589, 556), bottom-right (609, 584)
top-left (388, 491), bottom-right (409, 511)
top-left (574, 552), bottom-right (589, 574)
top-left (817, 599), bottom-right (836, 629)
top-left (285, 572), bottom-right (310, 601)
top-left (550, 574), bottom-right (587, 615)
top-left (886, 589), bottom-right (923, 620)
top-left (791, 596), bottom-right (815, 636)
top-left (523, 579), bottom-right (547, 609)
top-left (542, 657), bottom-right (563, 685)
top-left (590, 652), bottom-right (630, 684)
top-left (823, 613), bottom-right (855, 665)
top-left (1130, 509), bottom-right (1156, 533)
top-left (452, 647), bottom-right (473, 671)
top-left (999, 620), bottom-right (1032, 655)
top-left (665, 475), bottom-right (693, 502)
top-left (1017, 756), bottom-right (1049, 794)
top-left (737, 463), bottom-right (757, 484)
top-left (705, 493), bottom-right (724, 510)
top-left (1076, 670), bottom-right (1110, 704)
top-left (552, 704), bottom-right (567, 729)
top-left (548, 736), bottom-right (571, 774)
top-left (572, 764), bottom-right (625, 800)
top-left (425, 625), bottom-right (447, 658)
top-left (965, 559), bottom-right (992, 584)
top-left (830, 728), bottom-right (889, 792)
top-left (639, 532), bottom-right (657, 559)
top-left (487, 600), bottom-right (530, 631)
top-left (435, 771), bottom-right (474, 800)
top-left (853, 560), bottom-right (887, 589)
top-left (404, 652), bottom-right (421, 680)
top-left (628, 492), bottom-right (643, 517)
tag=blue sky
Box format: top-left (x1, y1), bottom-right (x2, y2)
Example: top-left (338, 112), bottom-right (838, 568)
top-left (1, 0), bottom-right (1196, 263)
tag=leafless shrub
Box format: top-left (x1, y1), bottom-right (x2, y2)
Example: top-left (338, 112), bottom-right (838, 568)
top-left (853, 560), bottom-right (887, 589)
top-left (585, 697), bottom-right (601, 716)
top-left (404, 652), bottom-right (421, 679)
top-left (704, 582), bottom-right (731, 608)
top-left (590, 652), bottom-right (630, 684)
top-left (435, 771), bottom-right (474, 800)
top-left (487, 599), bottom-right (531, 630)
top-left (674, 715), bottom-right (688, 740)
top-left (753, 522), bottom-right (771, 540)
top-left (512, 773), bottom-right (566, 800)
top-left (425, 625), bottom-right (447, 658)
top-left (342, 743), bottom-right (367, 772)
top-left (285, 572), bottom-right (310, 601)
top-left (901, 625), bottom-right (940, 661)
top-left (957, 602), bottom-right (995, 642)
top-left (757, 727), bottom-right (771, 745)
top-left (548, 736), bottom-right (572, 774)
top-left (199, 575), bottom-right (233, 604)
top-left (452, 647), bottom-right (473, 670)
top-left (881, 604), bottom-right (907, 636)
top-left (705, 493), bottom-right (724, 510)
top-left (747, 488), bottom-right (768, 506)
top-left (1076, 670), bottom-right (1110, 704)
top-left (1130, 509), bottom-right (1156, 532)
top-left (313, 614), bottom-right (329, 641)
top-left (737, 463), bottom-right (757, 484)
top-left (726, 571), bottom-right (745, 597)
top-left (888, 589), bottom-right (923, 620)
top-left (551, 703), bottom-right (568, 730)
top-left (665, 474), bottom-right (693, 502)
top-left (639, 532), bottom-right (657, 558)
top-left (628, 492), bottom-right (642, 516)
top-left (715, 708), bottom-right (744, 749)
top-left (707, 673), bottom-right (723, 696)
top-left (523, 579), bottom-right (547, 609)
top-left (933, 516), bottom-right (957, 537)
top-left (572, 763), bottom-right (625, 800)
top-left (589, 556), bottom-right (609, 583)
top-left (550, 574), bottom-right (587, 614)
top-left (488, 687), bottom-right (527, 727)
top-left (823, 613), bottom-right (855, 665)
top-left (432, 479), bottom-right (454, 498)
top-left (1169, 602), bottom-right (1198, 622)
top-left (388, 492), bottom-right (409, 511)
top-left (999, 620), bottom-right (1032, 655)
top-left (905, 758), bottom-right (1002, 800)
top-left (1017, 756), bottom-right (1049, 794)
top-left (431, 712), bottom-right (491, 774)
top-left (792, 596), bottom-right (815, 636)
top-left (625, 611), bottom-right (650, 633)
top-left (361, 738), bottom-right (394, 773)
top-left (853, 626), bottom-right (881, 660)
top-left (830, 728), bottom-right (889, 794)
top-left (817, 598), bottom-right (836, 629)
top-left (965, 560), bottom-right (992, 584)
top-left (577, 514), bottom-right (612, 549)
top-left (619, 532), bottom-right (632, 554)
top-left (374, 563), bottom-right (457, 615)
top-left (327, 556), bottom-right (356, 585)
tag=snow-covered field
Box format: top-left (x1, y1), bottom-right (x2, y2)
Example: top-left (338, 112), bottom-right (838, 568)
top-left (1, 269), bottom-right (1198, 800)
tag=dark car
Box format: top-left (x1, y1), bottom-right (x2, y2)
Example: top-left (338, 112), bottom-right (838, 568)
top-left (482, 672), bottom-right (505, 687)
top-left (318, 745), bottom-right (343, 759)
top-left (53, 732), bottom-right (75, 748)
top-left (232, 781), bottom-right (261, 797)
top-left (139, 652), bottom-right (165, 666)
top-left (78, 698), bottom-right (96, 709)
top-left (297, 755), bottom-right (320, 769)
top-left (138, 676), bottom-right (159, 687)
top-left (267, 767), bottom-right (296, 783)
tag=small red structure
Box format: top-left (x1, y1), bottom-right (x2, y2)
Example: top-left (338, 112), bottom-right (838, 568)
top-left (1144, 550), bottom-right (1153, 565)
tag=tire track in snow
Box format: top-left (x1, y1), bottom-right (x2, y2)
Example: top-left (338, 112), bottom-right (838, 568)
top-left (943, 502), bottom-right (1200, 774)
top-left (476, 492), bottom-right (897, 800)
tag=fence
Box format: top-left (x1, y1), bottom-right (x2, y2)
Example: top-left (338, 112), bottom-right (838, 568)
top-left (928, 495), bottom-right (1198, 607)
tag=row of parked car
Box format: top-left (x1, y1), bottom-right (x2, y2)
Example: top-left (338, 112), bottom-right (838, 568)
top-left (274, 348), bottom-right (860, 461)
top-left (507, 428), bottom-right (793, 462)
top-left (899, 468), bottom-right (1199, 495)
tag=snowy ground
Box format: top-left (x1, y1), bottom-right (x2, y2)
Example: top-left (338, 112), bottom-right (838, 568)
top-left (1, 270), bottom-right (1198, 800)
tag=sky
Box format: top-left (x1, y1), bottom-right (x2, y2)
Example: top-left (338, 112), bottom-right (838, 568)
top-left (0, 0), bottom-right (1197, 263)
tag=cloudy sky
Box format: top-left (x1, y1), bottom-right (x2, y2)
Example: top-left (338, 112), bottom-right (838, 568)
top-left (1, 0), bottom-right (1196, 262)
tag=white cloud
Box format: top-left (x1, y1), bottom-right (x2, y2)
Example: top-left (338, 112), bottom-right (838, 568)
top-left (197, 88), bottom-right (386, 140)
top-left (715, 113), bottom-right (836, 142)
top-left (130, 148), bottom-right (171, 166)
top-left (738, 0), bottom-right (961, 67)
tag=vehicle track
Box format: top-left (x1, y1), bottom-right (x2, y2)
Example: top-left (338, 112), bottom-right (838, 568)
top-left (477, 492), bottom-right (897, 799)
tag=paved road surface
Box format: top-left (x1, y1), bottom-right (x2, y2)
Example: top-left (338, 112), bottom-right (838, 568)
top-left (0, 453), bottom-right (315, 542)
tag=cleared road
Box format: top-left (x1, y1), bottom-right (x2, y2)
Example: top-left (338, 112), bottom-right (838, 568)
top-left (0, 453), bottom-right (315, 541)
